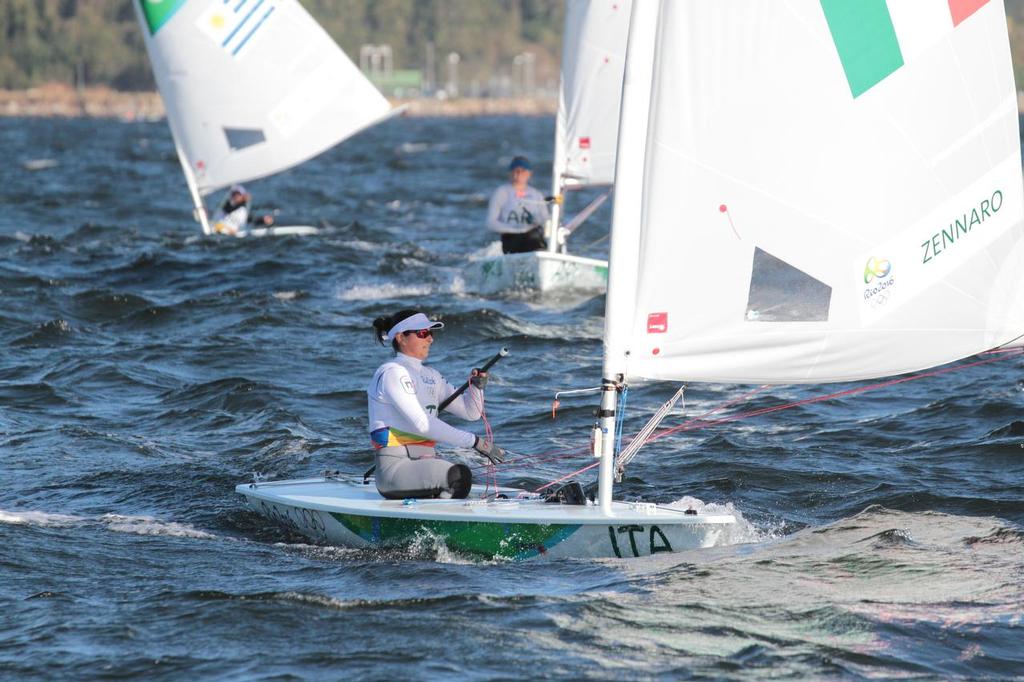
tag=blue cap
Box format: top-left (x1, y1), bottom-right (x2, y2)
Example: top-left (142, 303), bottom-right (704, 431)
top-left (508, 156), bottom-right (532, 171)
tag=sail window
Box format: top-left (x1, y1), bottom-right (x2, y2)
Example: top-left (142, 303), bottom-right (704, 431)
top-left (223, 127), bottom-right (266, 151)
top-left (745, 247), bottom-right (831, 322)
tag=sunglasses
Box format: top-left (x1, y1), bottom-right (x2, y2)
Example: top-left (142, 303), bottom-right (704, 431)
top-left (403, 329), bottom-right (433, 339)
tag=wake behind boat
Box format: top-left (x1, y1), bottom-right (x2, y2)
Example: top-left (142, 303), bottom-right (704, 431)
top-left (133, 0), bottom-right (401, 237)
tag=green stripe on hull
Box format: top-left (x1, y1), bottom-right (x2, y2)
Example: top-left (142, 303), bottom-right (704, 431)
top-left (331, 512), bottom-right (581, 560)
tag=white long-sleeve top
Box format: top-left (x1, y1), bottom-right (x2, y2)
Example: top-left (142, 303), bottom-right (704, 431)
top-left (367, 353), bottom-right (482, 449)
top-left (212, 204), bottom-right (248, 235)
top-left (486, 183), bottom-right (550, 234)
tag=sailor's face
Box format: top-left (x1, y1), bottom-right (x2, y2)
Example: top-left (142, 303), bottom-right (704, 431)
top-left (397, 328), bottom-right (432, 360)
top-left (510, 167), bottom-right (531, 185)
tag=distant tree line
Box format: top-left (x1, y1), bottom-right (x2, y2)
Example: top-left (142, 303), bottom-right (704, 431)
top-left (3, 1), bottom-right (1024, 92)
top-left (0, 0), bottom-right (564, 90)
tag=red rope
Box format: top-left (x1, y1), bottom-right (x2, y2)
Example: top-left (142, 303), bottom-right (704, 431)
top-left (471, 348), bottom-right (1023, 493)
top-left (645, 383), bottom-right (767, 442)
top-left (644, 349), bottom-right (1023, 446)
top-left (469, 375), bottom-right (498, 494)
top-left (468, 447), bottom-right (589, 472)
top-left (534, 460), bottom-right (601, 493)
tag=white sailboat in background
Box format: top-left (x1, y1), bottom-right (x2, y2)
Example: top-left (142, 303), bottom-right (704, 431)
top-left (464, 0), bottom-right (631, 294)
top-left (133, 0), bottom-right (401, 237)
top-left (239, 0), bottom-right (1023, 560)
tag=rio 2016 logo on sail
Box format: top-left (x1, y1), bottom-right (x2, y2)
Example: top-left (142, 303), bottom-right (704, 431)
top-left (862, 256), bottom-right (895, 307)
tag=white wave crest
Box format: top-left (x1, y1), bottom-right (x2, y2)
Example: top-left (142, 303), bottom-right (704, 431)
top-left (269, 591), bottom-right (354, 609)
top-left (101, 514), bottom-right (218, 539)
top-left (0, 509), bottom-right (82, 527)
top-left (407, 529), bottom-right (479, 564)
top-left (339, 239), bottom-right (380, 252)
top-left (465, 241), bottom-right (505, 261)
top-left (336, 281), bottom-right (436, 301)
top-left (665, 496), bottom-right (777, 545)
top-left (0, 508), bottom-right (220, 539)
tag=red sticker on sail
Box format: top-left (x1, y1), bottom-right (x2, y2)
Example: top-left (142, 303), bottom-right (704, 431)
top-left (949, 0), bottom-right (989, 26)
top-left (647, 312), bottom-right (668, 333)
top-left (579, 137), bottom-right (591, 149)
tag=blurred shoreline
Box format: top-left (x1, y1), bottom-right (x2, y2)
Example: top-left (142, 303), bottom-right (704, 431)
top-left (5, 82), bottom-right (1023, 120)
top-left (0, 83), bottom-right (556, 119)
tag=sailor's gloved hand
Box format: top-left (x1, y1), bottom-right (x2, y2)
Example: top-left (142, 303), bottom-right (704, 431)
top-left (473, 436), bottom-right (505, 465)
top-left (469, 369), bottom-right (488, 389)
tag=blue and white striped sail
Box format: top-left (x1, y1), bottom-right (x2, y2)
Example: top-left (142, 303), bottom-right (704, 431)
top-left (604, 0), bottom-right (1024, 385)
top-left (134, 0), bottom-right (393, 199)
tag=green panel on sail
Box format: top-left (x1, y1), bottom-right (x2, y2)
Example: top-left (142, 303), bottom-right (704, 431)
top-left (820, 0), bottom-right (903, 98)
top-left (139, 0), bottom-right (187, 35)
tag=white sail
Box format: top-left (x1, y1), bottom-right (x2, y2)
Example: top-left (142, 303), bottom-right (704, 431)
top-left (134, 0), bottom-right (393, 201)
top-left (604, 0), bottom-right (1024, 385)
top-left (547, 0), bottom-right (632, 254)
top-left (553, 0), bottom-right (632, 190)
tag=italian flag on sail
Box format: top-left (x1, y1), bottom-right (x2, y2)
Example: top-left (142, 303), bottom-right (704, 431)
top-left (139, 0), bottom-right (187, 35)
top-left (821, 0), bottom-right (991, 98)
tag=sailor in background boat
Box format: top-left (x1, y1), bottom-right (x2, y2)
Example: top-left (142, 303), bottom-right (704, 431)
top-left (211, 184), bottom-right (275, 235)
top-left (486, 156), bottom-right (550, 253)
top-left (368, 310), bottom-right (505, 499)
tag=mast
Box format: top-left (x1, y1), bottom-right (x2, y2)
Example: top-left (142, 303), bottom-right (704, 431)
top-left (170, 128), bottom-right (211, 235)
top-left (131, 1), bottom-right (209, 236)
top-left (596, 0), bottom-right (660, 514)
top-left (546, 104), bottom-right (567, 254)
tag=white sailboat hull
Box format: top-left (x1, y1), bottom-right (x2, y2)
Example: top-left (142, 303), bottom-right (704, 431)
top-left (234, 225), bottom-right (320, 238)
top-left (236, 477), bottom-right (734, 560)
top-left (461, 251), bottom-right (608, 295)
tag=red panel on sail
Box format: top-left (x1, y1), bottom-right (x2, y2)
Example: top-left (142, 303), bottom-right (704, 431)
top-left (647, 312), bottom-right (667, 334)
top-left (948, 0), bottom-right (989, 26)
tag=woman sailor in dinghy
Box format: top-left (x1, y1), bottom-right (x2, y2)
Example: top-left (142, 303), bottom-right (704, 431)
top-left (211, 184), bottom-right (275, 235)
top-left (369, 310), bottom-right (505, 499)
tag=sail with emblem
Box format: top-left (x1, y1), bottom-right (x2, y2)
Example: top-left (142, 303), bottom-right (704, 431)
top-left (133, 0), bottom-right (398, 235)
top-left (602, 0), bottom-right (1024, 386)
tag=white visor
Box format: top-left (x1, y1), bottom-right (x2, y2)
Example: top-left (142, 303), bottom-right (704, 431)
top-left (387, 313), bottom-right (444, 341)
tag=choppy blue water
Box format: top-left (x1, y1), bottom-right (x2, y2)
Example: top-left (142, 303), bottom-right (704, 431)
top-left (1, 115), bottom-right (1022, 680)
